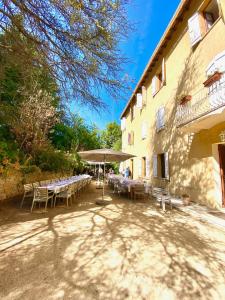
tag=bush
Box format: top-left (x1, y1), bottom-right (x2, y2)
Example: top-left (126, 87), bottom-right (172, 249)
top-left (34, 148), bottom-right (72, 172)
top-left (0, 126), bottom-right (20, 164)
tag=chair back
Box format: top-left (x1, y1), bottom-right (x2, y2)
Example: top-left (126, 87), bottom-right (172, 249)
top-left (24, 183), bottom-right (33, 192)
top-left (133, 184), bottom-right (145, 192)
top-left (34, 187), bottom-right (48, 201)
top-left (32, 182), bottom-right (40, 188)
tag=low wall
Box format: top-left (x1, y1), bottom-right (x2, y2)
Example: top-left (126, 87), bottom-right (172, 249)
top-left (0, 169), bottom-right (71, 203)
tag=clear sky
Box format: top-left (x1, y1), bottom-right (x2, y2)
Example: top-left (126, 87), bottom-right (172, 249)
top-left (72, 0), bottom-right (181, 129)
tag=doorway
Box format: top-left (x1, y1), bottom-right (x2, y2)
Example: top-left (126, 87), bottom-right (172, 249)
top-left (130, 159), bottom-right (134, 179)
top-left (218, 144), bottom-right (225, 207)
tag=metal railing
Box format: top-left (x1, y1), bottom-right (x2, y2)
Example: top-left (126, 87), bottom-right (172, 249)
top-left (176, 75), bottom-right (225, 127)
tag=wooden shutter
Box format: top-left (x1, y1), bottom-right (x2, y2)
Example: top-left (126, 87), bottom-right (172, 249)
top-left (142, 86), bottom-right (147, 106)
top-left (156, 107), bottom-right (165, 131)
top-left (131, 131), bottom-right (134, 145)
top-left (128, 133), bottom-right (131, 145)
top-left (136, 93), bottom-right (143, 109)
top-left (159, 107), bottom-right (165, 128)
top-left (121, 117), bottom-right (126, 131)
top-left (188, 13), bottom-right (203, 47)
top-left (162, 58), bottom-right (166, 85)
top-left (164, 152), bottom-right (169, 180)
top-left (152, 76), bottom-right (157, 96)
top-left (156, 110), bottom-right (160, 131)
top-left (153, 154), bottom-right (158, 177)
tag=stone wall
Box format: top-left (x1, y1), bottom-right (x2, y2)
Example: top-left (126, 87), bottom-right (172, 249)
top-left (0, 169), bottom-right (71, 203)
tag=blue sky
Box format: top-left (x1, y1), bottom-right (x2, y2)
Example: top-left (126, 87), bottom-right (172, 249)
top-left (72, 0), bottom-right (181, 129)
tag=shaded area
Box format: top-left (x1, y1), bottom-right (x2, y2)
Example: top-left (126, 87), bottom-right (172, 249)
top-left (0, 183), bottom-right (225, 300)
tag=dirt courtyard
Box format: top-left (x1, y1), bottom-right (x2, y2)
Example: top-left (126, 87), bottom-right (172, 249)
top-left (0, 182), bottom-right (225, 300)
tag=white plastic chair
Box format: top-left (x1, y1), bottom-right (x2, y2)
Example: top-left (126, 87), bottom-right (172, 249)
top-left (20, 183), bottom-right (34, 208)
top-left (54, 185), bottom-right (73, 207)
top-left (31, 187), bottom-right (54, 212)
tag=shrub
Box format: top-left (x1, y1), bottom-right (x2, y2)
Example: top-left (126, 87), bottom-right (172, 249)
top-left (34, 148), bottom-right (72, 172)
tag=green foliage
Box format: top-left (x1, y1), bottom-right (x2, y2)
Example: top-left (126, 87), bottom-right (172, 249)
top-left (34, 148), bottom-right (71, 172)
top-left (101, 121), bottom-right (121, 150)
top-left (0, 125), bottom-right (20, 164)
top-left (50, 114), bottom-right (101, 152)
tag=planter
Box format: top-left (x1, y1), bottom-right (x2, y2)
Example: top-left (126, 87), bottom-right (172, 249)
top-left (182, 194), bottom-right (191, 206)
top-left (180, 95), bottom-right (192, 105)
top-left (203, 71), bottom-right (222, 87)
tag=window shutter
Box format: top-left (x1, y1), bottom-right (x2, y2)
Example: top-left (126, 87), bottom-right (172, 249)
top-left (152, 76), bottom-right (157, 96)
top-left (142, 86), bottom-right (147, 106)
top-left (156, 107), bottom-right (165, 131)
top-left (159, 107), bottom-right (165, 128)
top-left (138, 159), bottom-right (142, 176)
top-left (128, 133), bottom-right (131, 145)
top-left (121, 117), bottom-right (126, 131)
top-left (188, 13), bottom-right (203, 47)
top-left (162, 58), bottom-right (166, 85)
top-left (136, 93), bottom-right (143, 109)
top-left (156, 110), bottom-right (160, 131)
top-left (146, 157), bottom-right (150, 178)
top-left (153, 155), bottom-right (158, 177)
top-left (131, 131), bottom-right (134, 145)
top-left (164, 152), bottom-right (169, 180)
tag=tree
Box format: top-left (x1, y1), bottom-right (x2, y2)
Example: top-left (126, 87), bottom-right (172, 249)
top-left (0, 26), bottom-right (60, 157)
top-left (0, 0), bottom-right (131, 109)
top-left (50, 113), bottom-right (101, 152)
top-left (1, 85), bottom-right (58, 154)
top-left (101, 121), bottom-right (121, 150)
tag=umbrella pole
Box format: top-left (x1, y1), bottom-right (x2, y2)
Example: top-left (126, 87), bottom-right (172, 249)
top-left (103, 155), bottom-right (106, 200)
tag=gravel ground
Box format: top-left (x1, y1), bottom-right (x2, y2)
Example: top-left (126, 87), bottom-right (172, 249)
top-left (0, 182), bottom-right (225, 300)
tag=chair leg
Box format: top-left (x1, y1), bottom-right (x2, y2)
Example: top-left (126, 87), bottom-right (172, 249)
top-left (20, 193), bottom-right (25, 208)
top-left (66, 196), bottom-right (69, 207)
top-left (31, 200), bottom-right (35, 212)
top-left (45, 200), bottom-right (48, 211)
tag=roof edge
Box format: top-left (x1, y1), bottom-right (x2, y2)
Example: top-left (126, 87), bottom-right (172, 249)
top-left (120, 0), bottom-right (190, 119)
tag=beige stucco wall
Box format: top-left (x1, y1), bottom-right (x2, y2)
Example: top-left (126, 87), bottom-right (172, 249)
top-left (122, 0), bottom-right (225, 209)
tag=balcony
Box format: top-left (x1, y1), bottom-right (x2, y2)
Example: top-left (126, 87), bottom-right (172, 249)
top-left (176, 75), bottom-right (225, 133)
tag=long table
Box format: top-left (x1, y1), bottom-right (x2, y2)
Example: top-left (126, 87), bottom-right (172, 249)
top-left (42, 175), bottom-right (91, 194)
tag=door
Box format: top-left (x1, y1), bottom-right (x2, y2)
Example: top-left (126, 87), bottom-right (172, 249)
top-left (130, 159), bottom-right (133, 179)
top-left (218, 144), bottom-right (225, 207)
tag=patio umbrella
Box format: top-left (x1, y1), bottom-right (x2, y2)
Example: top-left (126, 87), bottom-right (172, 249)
top-left (78, 149), bottom-right (135, 200)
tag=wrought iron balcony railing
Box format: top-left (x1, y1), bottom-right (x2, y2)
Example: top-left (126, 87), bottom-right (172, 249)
top-left (176, 76), bottom-right (225, 127)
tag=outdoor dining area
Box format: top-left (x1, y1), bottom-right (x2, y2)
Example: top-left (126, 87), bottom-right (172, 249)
top-left (20, 175), bottom-right (92, 212)
top-left (108, 174), bottom-right (172, 211)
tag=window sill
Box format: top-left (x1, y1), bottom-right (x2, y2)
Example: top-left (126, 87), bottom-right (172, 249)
top-left (153, 82), bottom-right (166, 98)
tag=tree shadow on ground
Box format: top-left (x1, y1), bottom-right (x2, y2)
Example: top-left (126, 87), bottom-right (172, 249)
top-left (0, 183), bottom-right (225, 300)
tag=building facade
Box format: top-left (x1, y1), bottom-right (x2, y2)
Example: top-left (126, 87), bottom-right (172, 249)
top-left (121, 0), bottom-right (225, 208)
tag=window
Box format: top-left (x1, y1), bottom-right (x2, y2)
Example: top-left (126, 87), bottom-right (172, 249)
top-left (153, 153), bottom-right (169, 179)
top-left (142, 157), bottom-right (146, 177)
top-left (152, 58), bottom-right (166, 96)
top-left (188, 0), bottom-right (220, 47)
top-left (156, 107), bottom-right (165, 132)
top-left (203, 0), bottom-right (219, 30)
